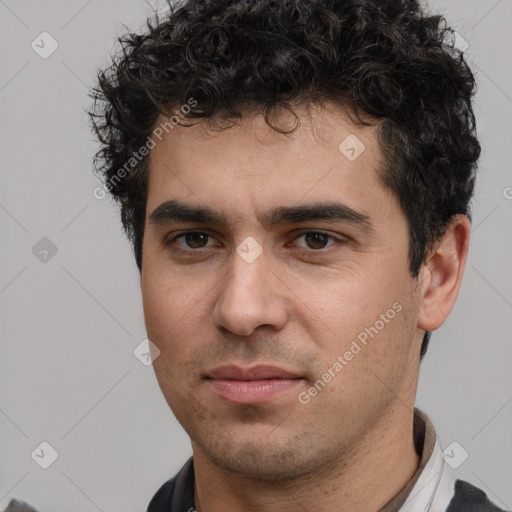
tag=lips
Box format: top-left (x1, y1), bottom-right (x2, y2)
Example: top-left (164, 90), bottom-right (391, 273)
top-left (207, 364), bottom-right (300, 380)
top-left (206, 364), bottom-right (303, 405)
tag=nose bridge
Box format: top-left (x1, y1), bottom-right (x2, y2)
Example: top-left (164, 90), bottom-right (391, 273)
top-left (212, 243), bottom-right (287, 336)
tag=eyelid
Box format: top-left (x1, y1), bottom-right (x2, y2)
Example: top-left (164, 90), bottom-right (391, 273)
top-left (166, 230), bottom-right (219, 248)
top-left (166, 229), bottom-right (346, 251)
top-left (289, 229), bottom-right (345, 250)
top-left (291, 228), bottom-right (343, 238)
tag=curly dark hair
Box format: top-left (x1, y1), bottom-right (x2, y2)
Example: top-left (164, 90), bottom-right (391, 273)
top-left (89, 0), bottom-right (481, 360)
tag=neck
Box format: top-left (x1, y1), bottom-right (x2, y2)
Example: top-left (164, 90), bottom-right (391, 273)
top-left (192, 405), bottom-right (421, 512)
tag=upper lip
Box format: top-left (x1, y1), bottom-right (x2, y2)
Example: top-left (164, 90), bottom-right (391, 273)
top-left (206, 364), bottom-right (301, 380)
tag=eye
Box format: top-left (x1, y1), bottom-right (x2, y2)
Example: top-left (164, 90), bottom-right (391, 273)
top-left (169, 231), bottom-right (217, 250)
top-left (291, 231), bottom-right (340, 250)
top-left (166, 230), bottom-right (345, 253)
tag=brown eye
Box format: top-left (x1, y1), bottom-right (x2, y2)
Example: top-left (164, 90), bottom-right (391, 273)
top-left (170, 232), bottom-right (215, 249)
top-left (185, 232), bottom-right (209, 248)
top-left (293, 231), bottom-right (337, 250)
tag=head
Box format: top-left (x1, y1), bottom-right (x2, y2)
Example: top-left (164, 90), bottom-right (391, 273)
top-left (90, 0), bottom-right (480, 480)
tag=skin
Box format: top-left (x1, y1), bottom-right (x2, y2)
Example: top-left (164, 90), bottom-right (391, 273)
top-left (140, 102), bottom-right (471, 512)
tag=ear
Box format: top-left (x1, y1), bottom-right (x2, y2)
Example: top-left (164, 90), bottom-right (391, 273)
top-left (417, 214), bottom-right (471, 332)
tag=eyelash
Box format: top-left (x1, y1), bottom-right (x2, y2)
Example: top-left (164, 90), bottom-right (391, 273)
top-left (166, 230), bottom-right (346, 254)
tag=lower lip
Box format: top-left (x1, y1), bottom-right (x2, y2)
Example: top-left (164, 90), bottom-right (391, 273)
top-left (208, 378), bottom-right (302, 404)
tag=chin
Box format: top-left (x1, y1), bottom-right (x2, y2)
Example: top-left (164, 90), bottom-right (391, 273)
top-left (195, 430), bottom-right (330, 482)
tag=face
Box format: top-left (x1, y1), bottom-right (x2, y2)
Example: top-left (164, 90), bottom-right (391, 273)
top-left (141, 103), bottom-right (425, 481)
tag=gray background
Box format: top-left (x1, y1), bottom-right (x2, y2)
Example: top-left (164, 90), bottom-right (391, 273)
top-left (1, 0), bottom-right (511, 510)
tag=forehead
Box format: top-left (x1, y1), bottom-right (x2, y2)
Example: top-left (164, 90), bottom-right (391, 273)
top-left (149, 102), bottom-right (380, 164)
top-left (145, 102), bottom-right (397, 227)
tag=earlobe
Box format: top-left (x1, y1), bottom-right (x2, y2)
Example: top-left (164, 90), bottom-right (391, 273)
top-left (417, 215), bottom-right (471, 333)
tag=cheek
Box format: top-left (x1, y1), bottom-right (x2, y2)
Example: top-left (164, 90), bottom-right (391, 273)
top-left (141, 266), bottom-right (214, 361)
top-left (142, 269), bottom-right (187, 348)
top-left (141, 276), bottom-right (170, 340)
top-left (300, 268), bottom-right (392, 326)
top-left (298, 263), bottom-right (414, 369)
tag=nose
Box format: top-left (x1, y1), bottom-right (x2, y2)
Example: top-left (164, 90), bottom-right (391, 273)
top-left (211, 246), bottom-right (289, 336)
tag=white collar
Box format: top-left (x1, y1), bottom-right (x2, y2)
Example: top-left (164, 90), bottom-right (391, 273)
top-left (398, 436), bottom-right (457, 511)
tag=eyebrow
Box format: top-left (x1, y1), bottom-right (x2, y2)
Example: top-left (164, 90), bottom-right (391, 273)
top-left (148, 199), bottom-right (373, 233)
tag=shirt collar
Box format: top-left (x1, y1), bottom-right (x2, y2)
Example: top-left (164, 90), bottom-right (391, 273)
top-left (379, 407), bottom-right (457, 512)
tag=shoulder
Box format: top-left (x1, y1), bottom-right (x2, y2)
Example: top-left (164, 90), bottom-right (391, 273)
top-left (146, 477), bottom-right (177, 511)
top-left (446, 479), bottom-right (509, 512)
top-left (146, 458), bottom-right (195, 512)
top-left (4, 499), bottom-right (41, 512)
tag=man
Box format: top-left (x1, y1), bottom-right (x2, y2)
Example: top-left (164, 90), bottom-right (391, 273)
top-left (87, 0), bottom-right (507, 510)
